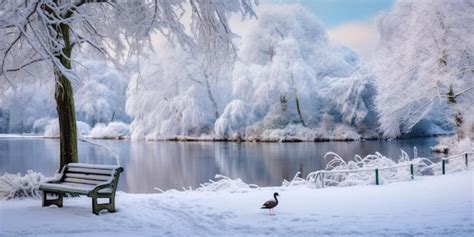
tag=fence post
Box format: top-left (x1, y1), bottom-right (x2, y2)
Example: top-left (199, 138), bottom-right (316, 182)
top-left (375, 169), bottom-right (379, 185)
top-left (321, 172), bottom-right (325, 188)
top-left (410, 164), bottom-right (414, 180)
top-left (465, 153), bottom-right (469, 168)
top-left (442, 159), bottom-right (446, 175)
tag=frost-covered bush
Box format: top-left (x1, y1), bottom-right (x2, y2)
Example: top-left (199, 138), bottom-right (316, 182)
top-left (0, 171), bottom-right (45, 200)
top-left (89, 122), bottom-right (130, 139)
top-left (43, 119), bottom-right (91, 138)
top-left (282, 150), bottom-right (435, 188)
top-left (157, 174), bottom-right (259, 194)
top-left (431, 136), bottom-right (473, 173)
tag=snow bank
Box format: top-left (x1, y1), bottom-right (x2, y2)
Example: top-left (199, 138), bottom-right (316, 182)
top-left (88, 122), bottom-right (130, 139)
top-left (432, 137), bottom-right (473, 154)
top-left (0, 171), bottom-right (45, 200)
top-left (1, 171), bottom-right (472, 236)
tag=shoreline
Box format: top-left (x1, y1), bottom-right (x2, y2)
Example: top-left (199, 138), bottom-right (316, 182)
top-left (0, 133), bottom-right (450, 143)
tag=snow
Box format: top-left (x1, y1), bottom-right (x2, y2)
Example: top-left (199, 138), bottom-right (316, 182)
top-left (43, 119), bottom-right (91, 138)
top-left (0, 171), bottom-right (45, 200)
top-left (1, 1), bottom-right (470, 142)
top-left (0, 171), bottom-right (472, 236)
top-left (88, 122), bottom-right (130, 139)
top-left (74, 60), bottom-right (130, 126)
top-left (432, 137), bottom-right (474, 155)
top-left (374, 0), bottom-right (474, 138)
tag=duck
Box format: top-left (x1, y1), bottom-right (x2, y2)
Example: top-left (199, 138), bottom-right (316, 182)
top-left (261, 192), bottom-right (279, 215)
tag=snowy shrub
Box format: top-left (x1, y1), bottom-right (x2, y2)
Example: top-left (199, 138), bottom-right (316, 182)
top-left (431, 137), bottom-right (474, 174)
top-left (0, 171), bottom-right (45, 200)
top-left (43, 119), bottom-right (91, 138)
top-left (331, 124), bottom-right (361, 141)
top-left (432, 136), bottom-right (474, 154)
top-left (283, 151), bottom-right (435, 188)
top-left (157, 175), bottom-right (259, 193)
top-left (32, 117), bottom-right (54, 134)
top-left (89, 122), bottom-right (130, 139)
top-left (194, 175), bottom-right (259, 193)
top-left (259, 124), bottom-right (317, 142)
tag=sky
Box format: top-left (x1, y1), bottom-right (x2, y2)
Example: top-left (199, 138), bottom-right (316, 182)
top-left (266, 0), bottom-right (396, 59)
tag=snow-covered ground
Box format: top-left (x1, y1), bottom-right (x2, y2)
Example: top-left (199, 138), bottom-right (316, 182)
top-left (1, 171), bottom-right (472, 236)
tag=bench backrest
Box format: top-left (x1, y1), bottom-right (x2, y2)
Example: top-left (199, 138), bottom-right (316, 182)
top-left (61, 163), bottom-right (123, 190)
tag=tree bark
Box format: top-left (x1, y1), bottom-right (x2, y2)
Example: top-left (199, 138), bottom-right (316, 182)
top-left (54, 22), bottom-right (78, 170)
top-left (290, 72), bottom-right (305, 127)
top-left (294, 88), bottom-right (306, 127)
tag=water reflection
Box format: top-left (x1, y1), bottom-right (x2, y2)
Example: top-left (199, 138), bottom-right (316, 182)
top-left (0, 137), bottom-right (443, 193)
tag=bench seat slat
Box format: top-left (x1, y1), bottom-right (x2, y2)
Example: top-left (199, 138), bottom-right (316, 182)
top-left (64, 178), bottom-right (106, 185)
top-left (40, 182), bottom-right (112, 194)
top-left (65, 173), bottom-right (111, 181)
top-left (40, 182), bottom-right (94, 194)
top-left (68, 167), bottom-right (114, 175)
top-left (68, 163), bottom-right (119, 170)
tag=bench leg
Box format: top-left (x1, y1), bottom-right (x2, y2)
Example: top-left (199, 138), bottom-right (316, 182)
top-left (92, 197), bottom-right (116, 215)
top-left (42, 191), bottom-right (63, 208)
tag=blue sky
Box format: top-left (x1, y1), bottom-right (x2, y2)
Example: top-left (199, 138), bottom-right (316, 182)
top-left (264, 0), bottom-right (396, 59)
top-left (267, 0), bottom-right (395, 28)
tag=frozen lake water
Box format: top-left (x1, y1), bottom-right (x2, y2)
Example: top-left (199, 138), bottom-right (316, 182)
top-left (0, 136), bottom-right (444, 193)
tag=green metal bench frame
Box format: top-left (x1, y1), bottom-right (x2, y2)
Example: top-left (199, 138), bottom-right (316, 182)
top-left (39, 163), bottom-right (124, 215)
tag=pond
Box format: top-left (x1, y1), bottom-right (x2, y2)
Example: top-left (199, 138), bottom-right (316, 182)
top-left (0, 136), bottom-right (444, 193)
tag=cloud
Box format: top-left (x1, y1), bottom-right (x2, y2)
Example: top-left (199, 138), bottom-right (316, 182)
top-left (328, 21), bottom-right (379, 60)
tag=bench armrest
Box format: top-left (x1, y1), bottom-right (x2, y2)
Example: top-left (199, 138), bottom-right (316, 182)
top-left (89, 167), bottom-right (123, 196)
top-left (90, 181), bottom-right (113, 194)
top-left (41, 166), bottom-right (67, 185)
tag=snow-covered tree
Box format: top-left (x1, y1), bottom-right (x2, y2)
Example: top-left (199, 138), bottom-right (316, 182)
top-left (1, 81), bottom-right (55, 133)
top-left (0, 0), bottom-right (256, 168)
top-left (216, 5), bottom-right (377, 141)
top-left (75, 59), bottom-right (129, 125)
top-left (374, 0), bottom-right (474, 139)
top-left (126, 42), bottom-right (225, 139)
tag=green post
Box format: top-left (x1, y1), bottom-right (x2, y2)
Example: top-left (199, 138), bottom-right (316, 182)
top-left (442, 159), bottom-right (446, 175)
top-left (465, 153), bottom-right (468, 167)
top-left (410, 164), bottom-right (414, 180)
top-left (375, 169), bottom-right (379, 185)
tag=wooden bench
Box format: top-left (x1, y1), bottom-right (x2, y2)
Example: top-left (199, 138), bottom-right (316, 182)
top-left (39, 163), bottom-right (124, 215)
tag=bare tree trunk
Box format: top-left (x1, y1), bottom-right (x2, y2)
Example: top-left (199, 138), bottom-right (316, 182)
top-left (290, 72), bottom-right (305, 126)
top-left (54, 22), bottom-right (78, 170)
top-left (294, 88), bottom-right (306, 127)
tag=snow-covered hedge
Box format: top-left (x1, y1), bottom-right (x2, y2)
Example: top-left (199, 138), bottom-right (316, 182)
top-left (42, 118), bottom-right (91, 138)
top-left (89, 122), bottom-right (130, 139)
top-left (0, 171), bottom-right (45, 200)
